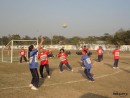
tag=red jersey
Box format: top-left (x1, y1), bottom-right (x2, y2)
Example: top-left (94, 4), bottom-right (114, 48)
top-left (82, 48), bottom-right (89, 55)
top-left (19, 49), bottom-right (26, 56)
top-left (112, 49), bottom-right (120, 59)
top-left (38, 50), bottom-right (50, 65)
top-left (58, 53), bottom-right (68, 64)
top-left (97, 48), bottom-right (103, 55)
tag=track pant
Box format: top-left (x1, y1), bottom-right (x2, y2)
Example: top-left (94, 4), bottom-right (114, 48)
top-left (59, 62), bottom-right (72, 71)
top-left (113, 59), bottom-right (119, 67)
top-left (20, 56), bottom-right (27, 63)
top-left (84, 69), bottom-right (94, 81)
top-left (30, 68), bottom-right (39, 88)
top-left (101, 54), bottom-right (103, 60)
top-left (39, 64), bottom-right (50, 78)
top-left (98, 55), bottom-right (102, 62)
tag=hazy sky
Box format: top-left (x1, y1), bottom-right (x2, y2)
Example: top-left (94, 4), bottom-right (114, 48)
top-left (0, 0), bottom-right (130, 38)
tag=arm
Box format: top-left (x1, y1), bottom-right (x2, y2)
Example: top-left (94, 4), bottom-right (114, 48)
top-left (38, 37), bottom-right (44, 50)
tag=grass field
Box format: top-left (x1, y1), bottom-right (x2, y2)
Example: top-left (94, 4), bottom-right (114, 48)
top-left (0, 50), bottom-right (130, 98)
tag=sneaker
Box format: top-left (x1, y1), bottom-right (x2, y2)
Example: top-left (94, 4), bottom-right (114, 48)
top-left (40, 76), bottom-right (44, 78)
top-left (48, 76), bottom-right (50, 78)
top-left (116, 67), bottom-right (119, 69)
top-left (82, 67), bottom-right (85, 69)
top-left (29, 84), bottom-right (33, 87)
top-left (113, 67), bottom-right (116, 69)
top-left (71, 69), bottom-right (73, 72)
top-left (89, 80), bottom-right (95, 82)
top-left (31, 86), bottom-right (38, 90)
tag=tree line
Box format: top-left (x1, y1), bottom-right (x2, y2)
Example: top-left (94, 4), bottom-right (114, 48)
top-left (0, 29), bottom-right (130, 45)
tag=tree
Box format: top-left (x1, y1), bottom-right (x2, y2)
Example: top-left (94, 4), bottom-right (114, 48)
top-left (52, 35), bottom-right (66, 45)
top-left (69, 36), bottom-right (81, 45)
top-left (1, 36), bottom-right (10, 45)
top-left (113, 30), bottom-right (130, 45)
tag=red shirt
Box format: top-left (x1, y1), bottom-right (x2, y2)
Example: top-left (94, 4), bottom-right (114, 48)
top-left (19, 49), bottom-right (26, 56)
top-left (57, 53), bottom-right (68, 64)
top-left (97, 48), bottom-right (103, 55)
top-left (38, 50), bottom-right (50, 65)
top-left (82, 48), bottom-right (89, 55)
top-left (112, 49), bottom-right (120, 59)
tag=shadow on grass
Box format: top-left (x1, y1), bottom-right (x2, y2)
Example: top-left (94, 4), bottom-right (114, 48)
top-left (50, 67), bottom-right (57, 75)
top-left (120, 68), bottom-right (130, 73)
top-left (92, 58), bottom-right (98, 62)
top-left (104, 63), bottom-right (112, 68)
top-left (78, 69), bottom-right (94, 80)
top-left (120, 62), bottom-right (129, 64)
top-left (80, 93), bottom-right (110, 98)
top-left (78, 69), bottom-right (86, 79)
top-left (39, 78), bottom-right (44, 87)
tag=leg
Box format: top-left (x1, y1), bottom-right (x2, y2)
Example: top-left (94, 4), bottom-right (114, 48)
top-left (33, 68), bottom-right (39, 88)
top-left (59, 62), bottom-right (63, 72)
top-left (20, 56), bottom-right (22, 63)
top-left (65, 63), bottom-right (72, 70)
top-left (30, 68), bottom-right (39, 87)
top-left (101, 54), bottom-right (103, 60)
top-left (23, 56), bottom-right (27, 62)
top-left (98, 55), bottom-right (100, 62)
top-left (84, 69), bottom-right (94, 81)
top-left (99, 55), bottom-right (102, 62)
top-left (116, 59), bottom-right (119, 67)
top-left (113, 59), bottom-right (116, 67)
top-left (45, 64), bottom-right (50, 75)
top-left (39, 65), bottom-right (44, 78)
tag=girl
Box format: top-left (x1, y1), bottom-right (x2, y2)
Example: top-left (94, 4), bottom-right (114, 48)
top-left (82, 50), bottom-right (94, 82)
top-left (19, 47), bottom-right (27, 63)
top-left (38, 48), bottom-right (50, 78)
top-left (97, 46), bottom-right (103, 62)
top-left (112, 46), bottom-right (120, 69)
top-left (57, 48), bottom-right (73, 72)
top-left (28, 37), bottom-right (44, 90)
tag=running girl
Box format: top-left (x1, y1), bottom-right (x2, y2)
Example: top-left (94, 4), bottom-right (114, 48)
top-left (82, 45), bottom-right (89, 55)
top-left (81, 50), bottom-right (94, 82)
top-left (80, 45), bottom-right (89, 68)
top-left (97, 46), bottom-right (103, 62)
top-left (38, 48), bottom-right (50, 78)
top-left (112, 46), bottom-right (120, 69)
top-left (28, 37), bottom-right (44, 90)
top-left (19, 47), bottom-right (27, 63)
top-left (57, 48), bottom-right (73, 72)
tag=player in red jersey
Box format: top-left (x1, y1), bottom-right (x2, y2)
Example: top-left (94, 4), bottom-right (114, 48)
top-left (112, 46), bottom-right (120, 69)
top-left (19, 47), bottom-right (27, 63)
top-left (38, 48), bottom-right (50, 78)
top-left (80, 45), bottom-right (89, 68)
top-left (82, 45), bottom-right (89, 55)
top-left (57, 48), bottom-right (73, 72)
top-left (97, 46), bottom-right (103, 62)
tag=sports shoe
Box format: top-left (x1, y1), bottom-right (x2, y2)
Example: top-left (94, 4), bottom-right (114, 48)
top-left (31, 86), bottom-right (38, 90)
top-left (29, 84), bottom-right (33, 87)
top-left (48, 76), bottom-right (50, 78)
top-left (40, 76), bottom-right (44, 78)
top-left (71, 69), bottom-right (73, 72)
top-left (113, 67), bottom-right (116, 69)
top-left (116, 67), bottom-right (119, 69)
top-left (82, 67), bottom-right (85, 69)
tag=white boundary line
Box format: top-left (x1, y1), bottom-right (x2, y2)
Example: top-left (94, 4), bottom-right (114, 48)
top-left (0, 66), bottom-right (130, 90)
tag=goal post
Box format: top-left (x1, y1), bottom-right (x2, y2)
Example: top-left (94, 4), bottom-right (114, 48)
top-left (1, 39), bottom-right (38, 63)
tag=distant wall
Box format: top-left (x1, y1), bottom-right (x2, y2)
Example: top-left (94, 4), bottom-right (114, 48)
top-left (0, 45), bottom-right (130, 51)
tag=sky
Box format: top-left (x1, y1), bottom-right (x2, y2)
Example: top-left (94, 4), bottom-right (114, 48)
top-left (0, 0), bottom-right (130, 38)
